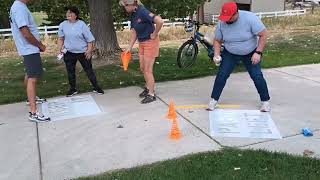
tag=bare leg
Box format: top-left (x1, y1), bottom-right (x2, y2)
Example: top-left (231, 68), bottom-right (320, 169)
top-left (26, 77), bottom-right (37, 113)
top-left (143, 57), bottom-right (156, 95)
top-left (139, 55), bottom-right (148, 88)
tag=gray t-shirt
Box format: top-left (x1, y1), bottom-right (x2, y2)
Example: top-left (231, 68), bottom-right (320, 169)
top-left (58, 20), bottom-right (95, 53)
top-left (215, 10), bottom-right (266, 55)
top-left (10, 0), bottom-right (40, 56)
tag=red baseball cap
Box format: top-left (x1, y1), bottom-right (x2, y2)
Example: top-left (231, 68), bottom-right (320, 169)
top-left (219, 2), bottom-right (238, 22)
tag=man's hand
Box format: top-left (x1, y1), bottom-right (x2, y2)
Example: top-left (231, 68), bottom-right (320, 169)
top-left (251, 53), bottom-right (261, 65)
top-left (39, 43), bottom-right (46, 52)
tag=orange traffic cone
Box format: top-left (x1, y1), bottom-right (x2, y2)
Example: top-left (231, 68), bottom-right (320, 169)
top-left (170, 117), bottom-right (182, 140)
top-left (121, 51), bottom-right (132, 71)
top-left (167, 100), bottom-right (177, 120)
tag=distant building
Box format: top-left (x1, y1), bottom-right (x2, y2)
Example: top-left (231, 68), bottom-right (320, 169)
top-left (203, 0), bottom-right (286, 23)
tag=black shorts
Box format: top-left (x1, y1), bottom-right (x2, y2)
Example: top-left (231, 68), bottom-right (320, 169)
top-left (23, 53), bottom-right (43, 78)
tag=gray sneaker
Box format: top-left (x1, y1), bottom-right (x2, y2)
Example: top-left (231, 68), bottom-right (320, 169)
top-left (139, 87), bottom-right (149, 98)
top-left (29, 112), bottom-right (51, 122)
top-left (140, 94), bottom-right (156, 104)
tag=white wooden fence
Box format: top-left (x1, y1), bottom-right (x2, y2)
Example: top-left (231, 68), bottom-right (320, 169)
top-left (0, 19), bottom-right (186, 38)
top-left (212, 9), bottom-right (307, 23)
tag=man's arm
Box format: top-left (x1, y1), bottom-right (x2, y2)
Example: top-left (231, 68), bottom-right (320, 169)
top-left (251, 29), bottom-right (268, 65)
top-left (256, 29), bottom-right (268, 53)
top-left (20, 26), bottom-right (46, 52)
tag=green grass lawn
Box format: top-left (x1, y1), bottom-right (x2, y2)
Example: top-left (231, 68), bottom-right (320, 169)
top-left (0, 34), bottom-right (319, 105)
top-left (77, 148), bottom-right (320, 180)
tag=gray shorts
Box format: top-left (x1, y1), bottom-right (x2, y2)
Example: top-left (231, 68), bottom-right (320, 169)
top-left (23, 53), bottom-right (43, 78)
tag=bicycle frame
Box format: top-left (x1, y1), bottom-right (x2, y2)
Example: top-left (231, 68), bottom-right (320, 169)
top-left (188, 21), bottom-right (214, 58)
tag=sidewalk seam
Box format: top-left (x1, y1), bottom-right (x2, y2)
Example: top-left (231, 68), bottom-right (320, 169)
top-left (35, 122), bottom-right (44, 180)
top-left (237, 129), bottom-right (320, 148)
top-left (273, 69), bottom-right (320, 84)
top-left (155, 95), bottom-right (225, 148)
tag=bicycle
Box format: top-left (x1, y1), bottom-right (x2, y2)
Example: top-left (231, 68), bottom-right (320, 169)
top-left (176, 20), bottom-right (215, 68)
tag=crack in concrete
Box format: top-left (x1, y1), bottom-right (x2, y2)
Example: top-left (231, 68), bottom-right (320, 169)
top-left (153, 83), bottom-right (320, 149)
top-left (155, 94), bottom-right (225, 148)
top-left (233, 129), bottom-right (320, 148)
top-left (35, 122), bottom-right (43, 180)
top-left (273, 69), bottom-right (320, 84)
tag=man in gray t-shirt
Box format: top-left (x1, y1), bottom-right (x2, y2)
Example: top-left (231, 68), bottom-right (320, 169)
top-left (10, 0), bottom-right (50, 122)
top-left (208, 2), bottom-right (271, 112)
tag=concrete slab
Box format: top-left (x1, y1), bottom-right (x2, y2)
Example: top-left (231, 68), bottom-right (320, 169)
top-left (0, 103), bottom-right (31, 124)
top-left (243, 131), bottom-right (320, 158)
top-left (275, 64), bottom-right (320, 82)
top-left (0, 122), bottom-right (40, 180)
top-left (1, 64), bottom-right (320, 180)
top-left (38, 87), bottom-right (220, 180)
top-left (156, 68), bottom-right (320, 147)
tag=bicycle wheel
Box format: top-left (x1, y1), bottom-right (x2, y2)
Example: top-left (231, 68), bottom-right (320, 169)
top-left (177, 40), bottom-right (198, 68)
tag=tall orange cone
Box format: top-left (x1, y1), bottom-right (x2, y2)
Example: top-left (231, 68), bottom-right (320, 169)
top-left (170, 117), bottom-right (182, 140)
top-left (167, 100), bottom-right (177, 120)
top-left (121, 51), bottom-right (132, 71)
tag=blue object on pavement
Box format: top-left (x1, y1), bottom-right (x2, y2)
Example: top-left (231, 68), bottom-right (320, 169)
top-left (302, 128), bottom-right (313, 137)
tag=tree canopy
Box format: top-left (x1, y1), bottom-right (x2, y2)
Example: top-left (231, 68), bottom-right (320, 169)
top-left (0, 0), bottom-right (207, 26)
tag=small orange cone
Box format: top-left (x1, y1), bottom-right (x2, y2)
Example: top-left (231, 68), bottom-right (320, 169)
top-left (170, 118), bottom-right (182, 140)
top-left (121, 51), bottom-right (132, 71)
top-left (167, 100), bottom-right (177, 120)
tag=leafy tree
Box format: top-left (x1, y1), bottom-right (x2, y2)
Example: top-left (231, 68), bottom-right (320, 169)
top-left (1, 0), bottom-right (207, 60)
top-left (0, 0), bottom-right (12, 28)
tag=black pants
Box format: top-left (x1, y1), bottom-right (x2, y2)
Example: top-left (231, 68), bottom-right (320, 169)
top-left (64, 52), bottom-right (100, 90)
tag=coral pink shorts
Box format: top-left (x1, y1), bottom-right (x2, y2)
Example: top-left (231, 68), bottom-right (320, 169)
top-left (139, 37), bottom-right (160, 59)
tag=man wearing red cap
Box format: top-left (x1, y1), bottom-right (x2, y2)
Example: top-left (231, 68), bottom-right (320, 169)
top-left (208, 2), bottom-right (271, 112)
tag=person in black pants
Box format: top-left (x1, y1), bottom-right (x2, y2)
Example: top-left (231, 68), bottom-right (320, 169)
top-left (57, 6), bottom-right (104, 96)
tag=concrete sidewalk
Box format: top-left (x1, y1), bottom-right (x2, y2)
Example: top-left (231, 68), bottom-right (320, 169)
top-left (0, 64), bottom-right (319, 180)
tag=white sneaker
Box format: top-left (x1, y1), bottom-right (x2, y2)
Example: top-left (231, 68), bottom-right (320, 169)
top-left (260, 101), bottom-right (271, 112)
top-left (207, 99), bottom-right (218, 111)
top-left (29, 112), bottom-right (51, 122)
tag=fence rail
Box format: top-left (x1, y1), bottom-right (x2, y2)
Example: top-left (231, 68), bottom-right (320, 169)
top-left (0, 19), bottom-right (186, 38)
top-left (212, 9), bottom-right (307, 22)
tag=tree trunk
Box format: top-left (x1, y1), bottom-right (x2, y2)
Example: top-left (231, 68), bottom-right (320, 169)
top-left (88, 0), bottom-right (120, 59)
top-left (196, 4), bottom-right (205, 24)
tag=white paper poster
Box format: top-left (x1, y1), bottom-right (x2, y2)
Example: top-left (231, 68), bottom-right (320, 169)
top-left (210, 110), bottom-right (282, 139)
top-left (42, 95), bottom-right (102, 121)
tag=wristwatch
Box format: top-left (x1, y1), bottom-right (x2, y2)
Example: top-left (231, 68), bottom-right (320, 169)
top-left (255, 51), bottom-right (263, 56)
